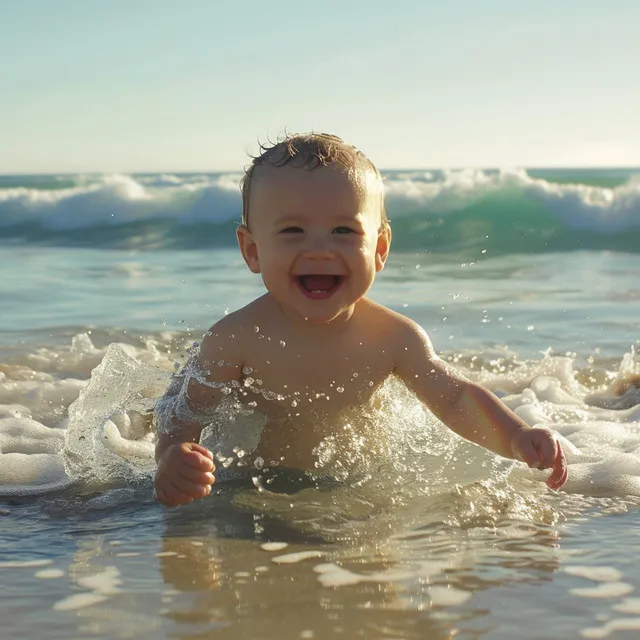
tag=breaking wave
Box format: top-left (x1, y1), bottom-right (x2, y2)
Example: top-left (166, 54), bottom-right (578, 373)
top-left (1, 169), bottom-right (639, 255)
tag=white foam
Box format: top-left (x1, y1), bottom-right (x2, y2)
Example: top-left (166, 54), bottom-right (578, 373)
top-left (2, 332), bottom-right (640, 500)
top-left (0, 378), bottom-right (86, 424)
top-left (429, 585), bottom-right (472, 607)
top-left (564, 566), bottom-right (623, 582)
top-left (76, 566), bottom-right (121, 594)
top-left (0, 417), bottom-right (65, 454)
top-left (260, 542), bottom-right (288, 551)
top-left (0, 404), bottom-right (31, 419)
top-left (101, 420), bottom-right (154, 461)
top-left (0, 173), bottom-right (241, 229)
top-left (0, 559), bottom-right (53, 568)
top-left (63, 343), bottom-right (167, 485)
top-left (271, 551), bottom-right (324, 564)
top-left (0, 452), bottom-right (71, 496)
top-left (384, 169), bottom-right (640, 234)
top-left (612, 598), bottom-right (640, 614)
top-left (570, 583), bottom-right (634, 598)
top-left (313, 563), bottom-right (365, 587)
top-left (35, 568), bottom-right (65, 579)
top-left (581, 617), bottom-right (640, 638)
top-left (313, 561), bottom-right (446, 588)
top-left (53, 593), bottom-right (109, 611)
top-left (3, 170), bottom-right (640, 237)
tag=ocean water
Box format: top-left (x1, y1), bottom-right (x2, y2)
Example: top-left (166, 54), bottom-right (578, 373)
top-left (1, 168), bottom-right (640, 639)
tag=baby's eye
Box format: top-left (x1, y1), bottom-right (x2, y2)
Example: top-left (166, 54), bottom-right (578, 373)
top-left (332, 226), bottom-right (356, 234)
top-left (280, 227), bottom-right (304, 234)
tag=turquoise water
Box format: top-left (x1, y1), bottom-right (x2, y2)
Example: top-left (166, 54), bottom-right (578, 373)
top-left (1, 168), bottom-right (640, 639)
top-left (0, 246), bottom-right (638, 357)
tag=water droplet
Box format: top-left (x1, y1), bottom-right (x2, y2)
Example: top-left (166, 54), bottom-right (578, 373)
top-left (352, 372), bottom-right (358, 378)
top-left (336, 386), bottom-right (344, 393)
top-left (280, 340), bottom-right (286, 347)
top-left (291, 400), bottom-right (298, 407)
top-left (247, 401), bottom-right (257, 408)
top-left (244, 377), bottom-right (255, 387)
top-left (242, 366), bottom-right (253, 375)
top-left (254, 326), bottom-right (260, 332)
top-left (254, 457), bottom-right (264, 470)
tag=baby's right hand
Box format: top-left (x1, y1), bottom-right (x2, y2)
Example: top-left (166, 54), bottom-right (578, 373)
top-left (155, 442), bottom-right (215, 507)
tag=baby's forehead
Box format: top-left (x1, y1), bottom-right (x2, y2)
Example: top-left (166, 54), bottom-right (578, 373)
top-left (252, 162), bottom-right (380, 200)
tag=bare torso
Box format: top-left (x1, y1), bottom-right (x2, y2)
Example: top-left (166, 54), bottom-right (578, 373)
top-left (194, 295), bottom-right (401, 470)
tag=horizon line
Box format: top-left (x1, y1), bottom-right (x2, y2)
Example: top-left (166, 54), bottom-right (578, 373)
top-left (1, 165), bottom-right (640, 177)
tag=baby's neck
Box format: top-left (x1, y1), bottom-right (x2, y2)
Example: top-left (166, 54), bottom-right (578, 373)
top-left (270, 295), bottom-right (359, 336)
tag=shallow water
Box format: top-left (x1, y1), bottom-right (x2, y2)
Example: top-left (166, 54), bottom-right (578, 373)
top-left (3, 487), bottom-right (640, 639)
top-left (2, 168), bottom-right (640, 638)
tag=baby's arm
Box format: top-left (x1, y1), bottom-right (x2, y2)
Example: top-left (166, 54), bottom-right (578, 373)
top-left (154, 321), bottom-right (244, 506)
top-left (393, 318), bottom-right (567, 489)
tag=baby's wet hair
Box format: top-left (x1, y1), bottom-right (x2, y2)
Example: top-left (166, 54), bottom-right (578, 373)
top-left (240, 132), bottom-right (387, 228)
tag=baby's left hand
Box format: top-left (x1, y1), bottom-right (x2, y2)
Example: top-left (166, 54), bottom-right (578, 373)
top-left (511, 427), bottom-right (568, 490)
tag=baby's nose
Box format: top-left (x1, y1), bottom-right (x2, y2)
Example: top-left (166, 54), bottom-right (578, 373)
top-left (303, 236), bottom-right (334, 258)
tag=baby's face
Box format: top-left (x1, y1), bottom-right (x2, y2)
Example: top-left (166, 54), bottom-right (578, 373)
top-left (238, 163), bottom-right (389, 324)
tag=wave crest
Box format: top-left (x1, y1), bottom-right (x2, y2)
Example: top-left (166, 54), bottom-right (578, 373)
top-left (1, 170), bottom-right (639, 255)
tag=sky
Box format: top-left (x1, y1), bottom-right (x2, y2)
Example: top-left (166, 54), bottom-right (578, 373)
top-left (1, 0), bottom-right (639, 173)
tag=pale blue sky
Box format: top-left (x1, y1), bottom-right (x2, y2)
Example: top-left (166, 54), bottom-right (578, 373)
top-left (1, 0), bottom-right (638, 173)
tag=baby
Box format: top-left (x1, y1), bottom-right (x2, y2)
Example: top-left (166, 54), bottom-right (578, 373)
top-left (154, 133), bottom-right (567, 506)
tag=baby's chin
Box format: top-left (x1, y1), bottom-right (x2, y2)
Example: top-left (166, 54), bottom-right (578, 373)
top-left (276, 299), bottom-right (356, 325)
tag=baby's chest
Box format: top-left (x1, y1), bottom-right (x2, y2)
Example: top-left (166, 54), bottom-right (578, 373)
top-left (241, 348), bottom-right (395, 411)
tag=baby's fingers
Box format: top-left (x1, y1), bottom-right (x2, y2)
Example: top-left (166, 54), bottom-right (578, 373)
top-left (189, 443), bottom-right (214, 461)
top-left (545, 442), bottom-right (568, 490)
top-left (180, 466), bottom-right (215, 487)
top-left (512, 437), bottom-right (540, 468)
top-left (156, 484), bottom-right (194, 507)
top-left (172, 475), bottom-right (213, 500)
top-left (534, 433), bottom-right (558, 470)
top-left (184, 446), bottom-right (215, 473)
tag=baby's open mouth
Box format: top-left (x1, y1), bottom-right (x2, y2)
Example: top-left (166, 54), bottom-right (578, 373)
top-left (297, 275), bottom-right (343, 296)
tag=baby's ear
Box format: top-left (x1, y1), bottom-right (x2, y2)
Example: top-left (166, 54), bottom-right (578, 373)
top-left (237, 226), bottom-right (261, 273)
top-left (375, 223), bottom-right (391, 272)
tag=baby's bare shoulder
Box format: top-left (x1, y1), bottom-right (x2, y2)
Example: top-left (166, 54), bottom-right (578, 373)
top-left (199, 296), bottom-right (275, 363)
top-left (358, 299), bottom-right (435, 356)
top-left (359, 299), bottom-right (425, 334)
